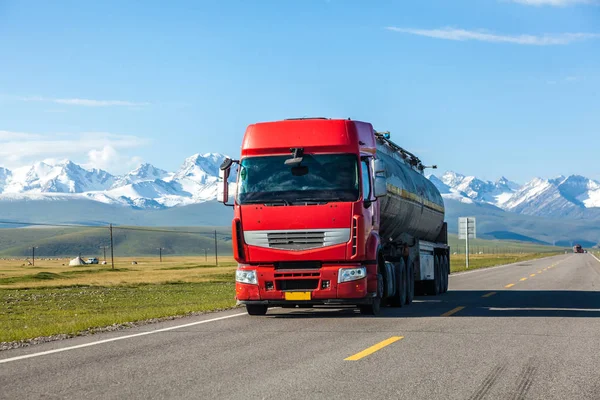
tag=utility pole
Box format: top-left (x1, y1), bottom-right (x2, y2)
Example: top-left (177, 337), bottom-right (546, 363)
top-left (205, 248), bottom-right (208, 262)
top-left (214, 230), bottom-right (218, 266)
top-left (109, 224), bottom-right (115, 270)
top-left (157, 247), bottom-right (164, 263)
top-left (100, 246), bottom-right (107, 262)
top-left (32, 246), bottom-right (38, 266)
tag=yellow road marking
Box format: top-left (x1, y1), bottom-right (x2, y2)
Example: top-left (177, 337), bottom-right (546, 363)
top-left (441, 306), bottom-right (465, 317)
top-left (520, 278), bottom-right (527, 281)
top-left (482, 292), bottom-right (496, 298)
top-left (505, 283), bottom-right (515, 288)
top-left (345, 336), bottom-right (404, 361)
top-left (537, 270), bottom-right (542, 273)
top-left (530, 274), bottom-right (536, 277)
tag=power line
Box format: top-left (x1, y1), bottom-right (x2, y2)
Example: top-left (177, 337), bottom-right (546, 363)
top-left (0, 220), bottom-right (105, 228)
top-left (0, 220), bottom-right (231, 237)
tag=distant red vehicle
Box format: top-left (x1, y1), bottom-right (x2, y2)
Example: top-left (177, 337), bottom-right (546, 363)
top-left (573, 244), bottom-right (584, 253)
top-left (218, 118), bottom-right (450, 316)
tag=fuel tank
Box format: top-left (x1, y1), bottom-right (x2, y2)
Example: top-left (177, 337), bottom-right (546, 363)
top-left (376, 141), bottom-right (445, 244)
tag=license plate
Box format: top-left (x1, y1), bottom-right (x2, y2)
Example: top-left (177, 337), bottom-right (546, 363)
top-left (285, 292), bottom-right (311, 301)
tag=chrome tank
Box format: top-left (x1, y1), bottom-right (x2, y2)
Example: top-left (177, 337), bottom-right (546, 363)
top-left (376, 143), bottom-right (445, 244)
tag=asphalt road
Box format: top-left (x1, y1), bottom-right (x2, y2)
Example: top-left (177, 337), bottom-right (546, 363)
top-left (2, 253), bottom-right (600, 399)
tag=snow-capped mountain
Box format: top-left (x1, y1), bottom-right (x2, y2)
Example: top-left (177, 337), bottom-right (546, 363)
top-left (112, 163), bottom-right (170, 187)
top-left (0, 153), bottom-right (232, 209)
top-left (430, 171), bottom-right (600, 218)
top-left (427, 171), bottom-right (520, 207)
top-left (3, 161), bottom-right (115, 194)
top-left (2, 152), bottom-right (600, 219)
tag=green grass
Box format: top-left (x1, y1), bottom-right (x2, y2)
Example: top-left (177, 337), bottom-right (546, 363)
top-left (0, 226), bottom-right (233, 257)
top-left (447, 234), bottom-right (567, 254)
top-left (450, 252), bottom-right (562, 273)
top-left (0, 281), bottom-right (236, 343)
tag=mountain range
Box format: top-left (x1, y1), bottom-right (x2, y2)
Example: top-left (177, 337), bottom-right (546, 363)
top-left (0, 153), bottom-right (231, 210)
top-left (429, 171), bottom-right (600, 219)
top-left (1, 156), bottom-right (600, 246)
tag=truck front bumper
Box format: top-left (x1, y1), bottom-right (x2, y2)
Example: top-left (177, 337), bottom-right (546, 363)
top-left (235, 264), bottom-right (374, 304)
top-left (237, 294), bottom-right (377, 307)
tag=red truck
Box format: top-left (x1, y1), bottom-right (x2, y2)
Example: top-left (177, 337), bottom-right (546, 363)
top-left (218, 118), bottom-right (449, 315)
top-left (573, 244), bottom-right (584, 253)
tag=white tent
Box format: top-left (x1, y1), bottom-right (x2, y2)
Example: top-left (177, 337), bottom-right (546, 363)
top-left (69, 256), bottom-right (86, 266)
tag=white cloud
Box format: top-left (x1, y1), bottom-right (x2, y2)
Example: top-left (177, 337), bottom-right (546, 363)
top-left (0, 130), bottom-right (149, 174)
top-left (508, 0), bottom-right (599, 6)
top-left (386, 27), bottom-right (600, 45)
top-left (0, 130), bottom-right (43, 140)
top-left (86, 145), bottom-right (144, 172)
top-left (22, 96), bottom-right (149, 107)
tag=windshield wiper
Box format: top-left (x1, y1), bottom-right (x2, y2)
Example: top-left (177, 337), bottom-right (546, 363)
top-left (294, 197), bottom-right (345, 204)
top-left (262, 199), bottom-right (291, 206)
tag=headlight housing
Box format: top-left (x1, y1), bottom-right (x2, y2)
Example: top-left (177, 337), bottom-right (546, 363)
top-left (338, 266), bottom-right (367, 283)
top-left (236, 269), bottom-right (258, 285)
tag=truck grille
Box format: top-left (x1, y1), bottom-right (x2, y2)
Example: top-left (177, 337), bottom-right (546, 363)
top-left (268, 231), bottom-right (324, 250)
top-left (244, 229), bottom-right (350, 251)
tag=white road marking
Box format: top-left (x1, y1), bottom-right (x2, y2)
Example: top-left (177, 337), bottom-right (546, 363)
top-left (488, 307), bottom-right (600, 312)
top-left (0, 312), bottom-right (246, 364)
top-left (590, 253), bottom-right (600, 264)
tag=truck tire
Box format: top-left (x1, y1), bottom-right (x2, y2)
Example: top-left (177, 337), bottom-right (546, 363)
top-left (405, 259), bottom-right (414, 305)
top-left (426, 256), bottom-right (441, 296)
top-left (246, 305), bottom-right (268, 316)
top-left (389, 259), bottom-right (407, 307)
top-left (360, 273), bottom-right (383, 315)
top-left (442, 256), bottom-right (449, 293)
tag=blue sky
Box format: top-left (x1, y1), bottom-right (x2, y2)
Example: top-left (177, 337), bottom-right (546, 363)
top-left (0, 0), bottom-right (599, 183)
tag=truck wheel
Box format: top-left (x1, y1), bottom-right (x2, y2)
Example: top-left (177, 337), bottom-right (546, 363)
top-left (405, 260), bottom-right (414, 305)
top-left (246, 305), bottom-right (268, 316)
top-left (442, 256), bottom-right (450, 293)
top-left (426, 256), bottom-right (441, 296)
top-left (389, 259), bottom-right (406, 307)
top-left (360, 273), bottom-right (383, 315)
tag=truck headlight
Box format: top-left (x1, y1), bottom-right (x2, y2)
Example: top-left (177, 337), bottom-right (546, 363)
top-left (338, 267), bottom-right (367, 283)
top-left (236, 269), bottom-right (258, 285)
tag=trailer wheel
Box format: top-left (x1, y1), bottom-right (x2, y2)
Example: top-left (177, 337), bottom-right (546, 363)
top-left (405, 259), bottom-right (414, 305)
top-left (442, 256), bottom-right (449, 293)
top-left (426, 256), bottom-right (441, 296)
top-left (389, 259), bottom-right (407, 307)
top-left (360, 273), bottom-right (382, 315)
top-left (246, 305), bottom-right (268, 316)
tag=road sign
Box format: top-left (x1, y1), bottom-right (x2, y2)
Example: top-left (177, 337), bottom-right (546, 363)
top-left (458, 217), bottom-right (476, 239)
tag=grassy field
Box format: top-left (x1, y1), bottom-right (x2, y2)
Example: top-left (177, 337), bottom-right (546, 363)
top-left (0, 256), bottom-right (237, 289)
top-left (0, 257), bottom-right (238, 344)
top-left (0, 226), bottom-right (233, 257)
top-left (447, 234), bottom-right (569, 254)
top-left (450, 252), bottom-right (562, 273)
top-left (1, 251), bottom-right (562, 344)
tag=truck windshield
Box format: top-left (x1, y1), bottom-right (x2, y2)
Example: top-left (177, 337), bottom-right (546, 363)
top-left (237, 154), bottom-right (359, 204)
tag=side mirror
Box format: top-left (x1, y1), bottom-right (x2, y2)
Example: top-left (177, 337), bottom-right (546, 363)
top-left (374, 159), bottom-right (385, 174)
top-left (218, 167), bottom-right (230, 204)
top-left (374, 176), bottom-right (387, 198)
top-left (373, 159), bottom-right (387, 198)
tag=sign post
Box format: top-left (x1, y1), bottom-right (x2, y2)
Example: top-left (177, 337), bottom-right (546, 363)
top-left (458, 217), bottom-right (476, 269)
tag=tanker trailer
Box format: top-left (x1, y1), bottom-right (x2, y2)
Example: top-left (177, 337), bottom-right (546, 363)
top-left (218, 118), bottom-right (449, 316)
